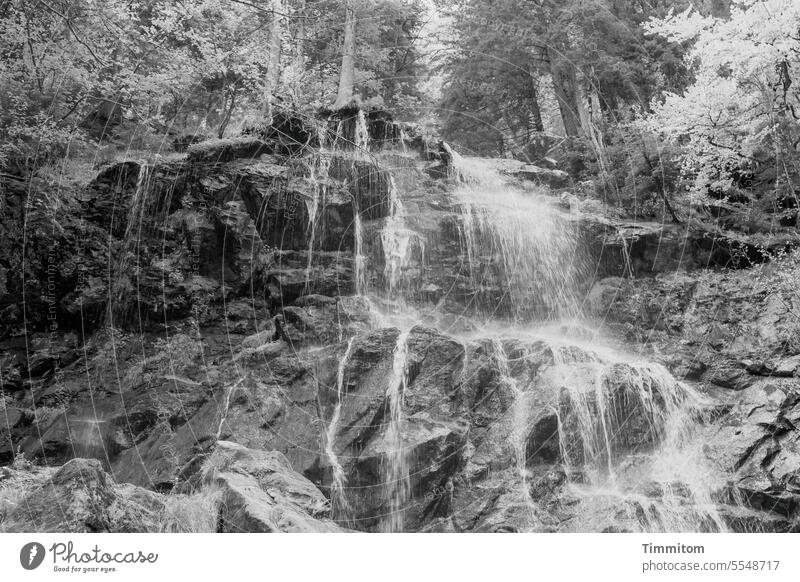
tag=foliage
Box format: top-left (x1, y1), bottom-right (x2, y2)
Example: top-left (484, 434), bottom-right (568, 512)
top-left (0, 0), bottom-right (429, 175)
top-left (436, 0), bottom-right (695, 158)
top-left (642, 0), bottom-right (800, 223)
top-left (592, 119), bottom-right (684, 220)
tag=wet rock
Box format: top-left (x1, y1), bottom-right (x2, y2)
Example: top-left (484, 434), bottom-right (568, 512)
top-left (187, 136), bottom-right (273, 165)
top-left (204, 441), bottom-right (343, 532)
top-left (274, 295), bottom-right (370, 347)
top-left (709, 363), bottom-right (757, 391)
top-left (263, 250), bottom-right (354, 305)
top-left (348, 413), bottom-right (468, 532)
top-left (753, 356), bottom-right (800, 378)
top-left (328, 156), bottom-right (392, 221)
top-left (703, 383), bottom-right (800, 519)
top-left (503, 164), bottom-right (569, 188)
top-left (241, 322), bottom-right (278, 350)
top-left (717, 504), bottom-right (796, 533)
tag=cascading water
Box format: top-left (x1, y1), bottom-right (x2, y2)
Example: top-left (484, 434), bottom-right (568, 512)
top-left (438, 146), bottom-right (726, 532)
top-left (355, 110), bottom-right (370, 151)
top-left (314, 128), bottom-right (728, 533)
top-left (379, 330), bottom-right (411, 533)
top-left (325, 338), bottom-right (355, 524)
top-left (545, 343), bottom-right (727, 532)
top-left (305, 154), bottom-right (330, 292)
top-left (492, 340), bottom-right (537, 522)
top-left (216, 379), bottom-right (243, 441)
top-left (107, 162), bottom-right (152, 327)
top-left (353, 210), bottom-right (367, 295)
top-left (70, 418), bottom-right (109, 462)
top-left (451, 157), bottom-right (585, 321)
top-left (380, 176), bottom-right (414, 296)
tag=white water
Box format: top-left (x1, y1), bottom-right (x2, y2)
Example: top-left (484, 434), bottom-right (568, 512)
top-left (325, 338), bottom-right (355, 523)
top-left (399, 127), bottom-right (408, 154)
top-left (451, 157), bottom-right (584, 320)
top-left (492, 340), bottom-right (537, 523)
top-left (379, 330), bottom-right (411, 533)
top-left (215, 379), bottom-right (243, 440)
top-left (304, 154), bottom-right (330, 292)
top-left (545, 344), bottom-right (727, 532)
top-left (380, 176), bottom-right (415, 296)
top-left (355, 110), bottom-right (370, 151)
top-left (108, 162), bottom-right (151, 327)
top-left (442, 151), bottom-right (723, 532)
top-left (353, 211), bottom-right (367, 295)
top-left (316, 136), bottom-right (727, 533)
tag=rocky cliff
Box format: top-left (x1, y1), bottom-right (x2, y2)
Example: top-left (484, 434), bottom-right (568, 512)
top-left (1, 110), bottom-right (798, 533)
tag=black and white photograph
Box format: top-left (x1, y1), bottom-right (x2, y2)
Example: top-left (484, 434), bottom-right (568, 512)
top-left (0, 0), bottom-right (798, 579)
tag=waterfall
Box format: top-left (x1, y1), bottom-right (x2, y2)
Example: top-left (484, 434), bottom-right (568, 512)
top-left (492, 340), bottom-right (537, 520)
top-left (216, 379), bottom-right (243, 441)
top-left (315, 138), bottom-right (732, 533)
top-left (452, 158), bottom-right (584, 321)
top-left (353, 210), bottom-right (367, 295)
top-left (107, 162), bottom-right (151, 328)
top-left (325, 338), bottom-right (355, 524)
top-left (545, 343), bottom-right (727, 532)
top-left (380, 176), bottom-right (414, 296)
top-left (70, 418), bottom-right (109, 463)
top-left (355, 109), bottom-right (370, 151)
top-left (316, 119), bottom-right (330, 150)
top-left (305, 154), bottom-right (330, 293)
top-left (379, 329), bottom-right (411, 533)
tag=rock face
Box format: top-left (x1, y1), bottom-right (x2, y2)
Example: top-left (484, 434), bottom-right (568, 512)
top-left (2, 111), bottom-right (800, 534)
top-left (703, 384), bottom-right (800, 520)
top-left (0, 443), bottom-right (348, 533)
top-left (202, 441), bottom-right (343, 533)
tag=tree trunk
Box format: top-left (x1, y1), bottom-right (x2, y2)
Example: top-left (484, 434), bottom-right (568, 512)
top-left (332, 0), bottom-right (357, 110)
top-left (526, 70), bottom-right (544, 133)
top-left (262, 0), bottom-right (283, 123)
top-left (578, 84), bottom-right (608, 173)
top-left (218, 88), bottom-right (238, 139)
top-left (550, 61), bottom-right (581, 138)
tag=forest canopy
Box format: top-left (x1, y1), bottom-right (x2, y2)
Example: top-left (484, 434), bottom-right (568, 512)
top-left (1, 0), bottom-right (799, 228)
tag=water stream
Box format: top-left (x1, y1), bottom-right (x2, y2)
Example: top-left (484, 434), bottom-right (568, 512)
top-left (451, 157), bottom-right (585, 321)
top-left (304, 154), bottom-right (330, 292)
top-left (325, 338), bottom-right (355, 524)
top-left (379, 329), bottom-right (411, 533)
top-left (107, 162), bottom-right (152, 328)
top-left (380, 176), bottom-right (414, 296)
top-left (319, 138), bottom-right (727, 532)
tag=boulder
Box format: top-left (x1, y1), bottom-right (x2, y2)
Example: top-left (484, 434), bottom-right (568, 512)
top-left (203, 441), bottom-right (343, 532)
top-left (703, 383), bottom-right (800, 518)
top-left (503, 164), bottom-right (569, 188)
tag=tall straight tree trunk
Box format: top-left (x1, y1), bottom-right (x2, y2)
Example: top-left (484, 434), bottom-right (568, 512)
top-left (262, 0), bottom-right (283, 123)
top-left (578, 84), bottom-right (608, 173)
top-left (550, 60), bottom-right (581, 138)
top-left (526, 68), bottom-right (544, 133)
top-left (333, 0), bottom-right (356, 109)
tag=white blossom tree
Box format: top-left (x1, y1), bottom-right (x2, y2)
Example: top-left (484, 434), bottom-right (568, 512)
top-left (642, 0), bottom-right (800, 202)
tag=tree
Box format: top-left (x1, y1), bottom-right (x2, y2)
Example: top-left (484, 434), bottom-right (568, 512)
top-left (641, 0), bottom-right (800, 211)
top-left (333, 0), bottom-right (358, 109)
top-left (437, 0), bottom-right (695, 157)
top-left (262, 0), bottom-right (283, 122)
